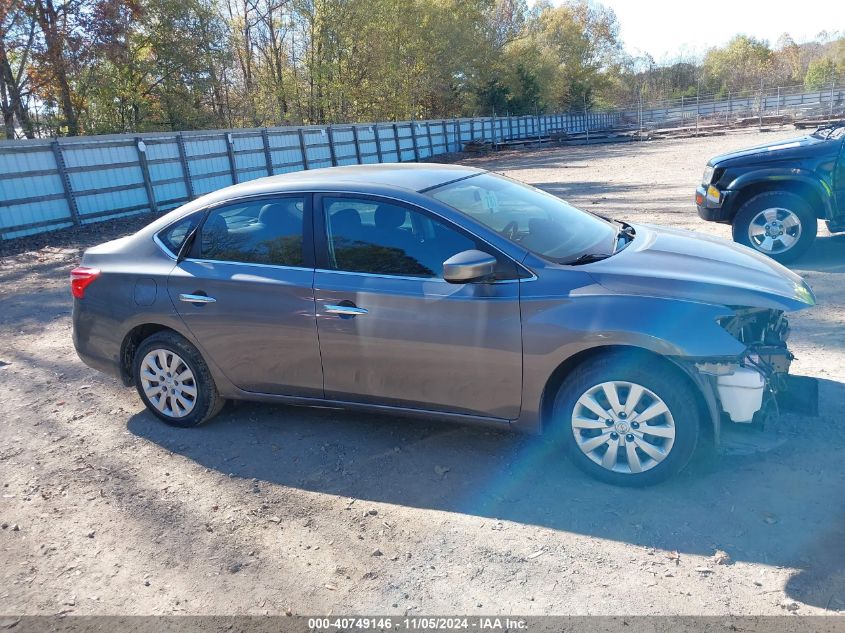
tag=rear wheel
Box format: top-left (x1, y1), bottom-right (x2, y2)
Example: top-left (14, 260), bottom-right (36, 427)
top-left (732, 191), bottom-right (817, 263)
top-left (132, 331), bottom-right (223, 427)
top-left (553, 354), bottom-right (699, 486)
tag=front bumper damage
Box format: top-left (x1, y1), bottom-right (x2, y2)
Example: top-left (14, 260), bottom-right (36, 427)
top-left (715, 366), bottom-right (765, 423)
top-left (687, 308), bottom-right (819, 444)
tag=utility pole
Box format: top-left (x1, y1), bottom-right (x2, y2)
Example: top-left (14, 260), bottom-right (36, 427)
top-left (584, 93), bottom-right (590, 143)
top-left (696, 77), bottom-right (701, 136)
top-left (830, 64), bottom-right (837, 121)
top-left (726, 90), bottom-right (731, 125)
top-left (638, 88), bottom-right (643, 138)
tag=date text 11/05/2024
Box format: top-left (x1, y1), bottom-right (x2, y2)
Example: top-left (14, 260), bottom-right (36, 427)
top-left (308, 617), bottom-right (528, 630)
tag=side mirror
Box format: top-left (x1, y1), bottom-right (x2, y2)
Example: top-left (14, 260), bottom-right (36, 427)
top-left (442, 249), bottom-right (497, 284)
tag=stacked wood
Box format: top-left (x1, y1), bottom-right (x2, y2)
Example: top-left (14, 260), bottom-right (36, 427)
top-left (462, 140), bottom-right (492, 153)
top-left (794, 118), bottom-right (845, 129)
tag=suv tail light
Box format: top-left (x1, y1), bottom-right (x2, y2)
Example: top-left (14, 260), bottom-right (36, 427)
top-left (70, 267), bottom-right (100, 299)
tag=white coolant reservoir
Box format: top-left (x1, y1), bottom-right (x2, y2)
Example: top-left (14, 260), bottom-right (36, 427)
top-left (716, 367), bottom-right (765, 423)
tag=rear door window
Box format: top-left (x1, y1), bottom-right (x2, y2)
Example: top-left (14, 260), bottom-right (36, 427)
top-left (197, 197), bottom-right (307, 267)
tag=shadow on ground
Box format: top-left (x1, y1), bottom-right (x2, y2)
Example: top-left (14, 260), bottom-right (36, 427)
top-left (128, 375), bottom-right (845, 611)
top-left (794, 232), bottom-right (845, 274)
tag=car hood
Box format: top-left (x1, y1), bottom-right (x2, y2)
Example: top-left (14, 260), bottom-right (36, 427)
top-left (583, 224), bottom-right (816, 312)
top-left (708, 134), bottom-right (833, 166)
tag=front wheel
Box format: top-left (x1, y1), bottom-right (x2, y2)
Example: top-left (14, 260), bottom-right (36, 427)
top-left (553, 354), bottom-right (700, 486)
top-left (732, 191), bottom-right (817, 264)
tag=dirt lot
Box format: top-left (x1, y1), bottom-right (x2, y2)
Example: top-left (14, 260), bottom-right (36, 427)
top-left (2, 128), bottom-right (845, 616)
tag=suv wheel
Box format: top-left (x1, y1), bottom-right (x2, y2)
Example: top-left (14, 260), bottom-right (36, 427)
top-left (553, 354), bottom-right (699, 486)
top-left (732, 191), bottom-right (817, 263)
top-left (133, 331), bottom-right (224, 427)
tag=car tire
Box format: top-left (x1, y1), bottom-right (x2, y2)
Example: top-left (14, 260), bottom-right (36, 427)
top-left (132, 331), bottom-right (224, 427)
top-left (553, 353), bottom-right (699, 487)
top-left (732, 191), bottom-right (817, 263)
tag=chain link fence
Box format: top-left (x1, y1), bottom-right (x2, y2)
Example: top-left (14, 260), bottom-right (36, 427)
top-left (619, 83), bottom-right (844, 131)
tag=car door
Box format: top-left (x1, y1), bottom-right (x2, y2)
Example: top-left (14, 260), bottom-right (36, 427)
top-left (313, 194), bottom-right (523, 420)
top-left (167, 194), bottom-right (323, 397)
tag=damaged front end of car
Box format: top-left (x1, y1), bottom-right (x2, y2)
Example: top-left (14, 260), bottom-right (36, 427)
top-left (696, 307), bottom-right (818, 434)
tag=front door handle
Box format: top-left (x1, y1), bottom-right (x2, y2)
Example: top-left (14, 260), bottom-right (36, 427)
top-left (179, 293), bottom-right (217, 304)
top-left (324, 303), bottom-right (368, 316)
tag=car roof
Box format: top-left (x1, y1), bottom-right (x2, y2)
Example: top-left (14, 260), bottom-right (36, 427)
top-left (225, 163), bottom-right (484, 196)
top-left (139, 163), bottom-right (487, 237)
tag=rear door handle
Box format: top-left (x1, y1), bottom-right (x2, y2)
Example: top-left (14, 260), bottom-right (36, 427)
top-left (179, 293), bottom-right (216, 304)
top-left (324, 304), bottom-right (368, 316)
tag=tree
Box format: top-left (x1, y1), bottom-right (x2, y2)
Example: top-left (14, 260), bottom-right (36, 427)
top-left (507, 0), bottom-right (622, 111)
top-left (3, 0), bottom-right (843, 138)
top-left (702, 35), bottom-right (772, 96)
top-left (81, 0), bottom-right (227, 134)
top-left (0, 0), bottom-right (37, 138)
top-left (804, 58), bottom-right (836, 91)
top-left (28, 0), bottom-right (89, 135)
top-left (476, 77), bottom-right (510, 115)
top-left (803, 36), bottom-right (844, 91)
top-left (773, 33), bottom-right (802, 85)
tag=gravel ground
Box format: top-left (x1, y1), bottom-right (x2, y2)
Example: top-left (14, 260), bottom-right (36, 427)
top-left (1, 127), bottom-right (844, 616)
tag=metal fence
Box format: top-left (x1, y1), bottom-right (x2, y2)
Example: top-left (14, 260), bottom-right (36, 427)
top-left (0, 112), bottom-right (619, 241)
top-left (1, 82), bottom-right (843, 241)
top-left (620, 84), bottom-right (845, 129)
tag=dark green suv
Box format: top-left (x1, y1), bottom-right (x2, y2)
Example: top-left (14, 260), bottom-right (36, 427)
top-left (696, 123), bottom-right (845, 263)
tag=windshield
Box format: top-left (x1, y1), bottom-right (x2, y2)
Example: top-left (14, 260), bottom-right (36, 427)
top-left (811, 123), bottom-right (845, 140)
top-left (426, 172), bottom-right (619, 264)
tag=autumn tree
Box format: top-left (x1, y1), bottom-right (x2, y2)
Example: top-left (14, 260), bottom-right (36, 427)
top-left (0, 0), bottom-right (36, 138)
top-left (28, 0), bottom-right (89, 135)
top-left (701, 35), bottom-right (773, 96)
top-left (4, 0), bottom-right (843, 138)
top-left (803, 37), bottom-right (844, 91)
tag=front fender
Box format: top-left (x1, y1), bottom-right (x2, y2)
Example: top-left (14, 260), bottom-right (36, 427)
top-left (522, 293), bottom-right (744, 361)
top-left (726, 168), bottom-right (834, 218)
top-left (515, 291), bottom-right (744, 434)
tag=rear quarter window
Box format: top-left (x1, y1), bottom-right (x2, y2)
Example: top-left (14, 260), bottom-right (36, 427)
top-left (157, 213), bottom-right (201, 256)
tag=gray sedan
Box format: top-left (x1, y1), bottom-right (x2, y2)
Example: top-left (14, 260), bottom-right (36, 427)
top-left (71, 164), bottom-right (815, 485)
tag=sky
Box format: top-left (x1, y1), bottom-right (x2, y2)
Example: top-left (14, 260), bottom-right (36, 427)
top-left (594, 0), bottom-right (845, 61)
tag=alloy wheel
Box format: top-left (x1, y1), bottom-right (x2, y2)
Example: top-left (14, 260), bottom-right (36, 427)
top-left (747, 207), bottom-right (802, 254)
top-left (571, 381), bottom-right (676, 474)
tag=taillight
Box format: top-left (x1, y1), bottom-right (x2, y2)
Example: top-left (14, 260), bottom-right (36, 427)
top-left (70, 267), bottom-right (100, 299)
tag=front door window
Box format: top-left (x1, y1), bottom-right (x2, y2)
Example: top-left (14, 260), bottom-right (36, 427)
top-left (323, 197), bottom-right (479, 278)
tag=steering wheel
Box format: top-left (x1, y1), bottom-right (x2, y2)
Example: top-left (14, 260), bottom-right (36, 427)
top-left (500, 220), bottom-right (519, 241)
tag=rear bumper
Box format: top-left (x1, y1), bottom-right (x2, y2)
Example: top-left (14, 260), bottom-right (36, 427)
top-left (72, 300), bottom-right (124, 382)
top-left (74, 342), bottom-right (122, 380)
top-left (695, 186), bottom-right (734, 223)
